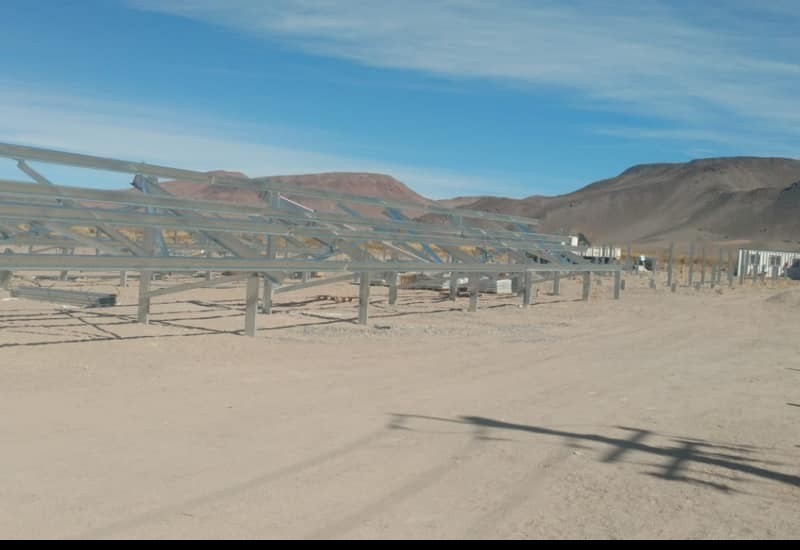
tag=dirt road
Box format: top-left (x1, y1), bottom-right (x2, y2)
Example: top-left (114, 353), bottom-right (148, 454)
top-left (1, 276), bottom-right (798, 538)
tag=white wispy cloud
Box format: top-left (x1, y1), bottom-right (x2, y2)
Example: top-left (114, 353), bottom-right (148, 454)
top-left (0, 84), bottom-right (521, 198)
top-left (592, 126), bottom-right (800, 159)
top-left (126, 0), bottom-right (800, 143)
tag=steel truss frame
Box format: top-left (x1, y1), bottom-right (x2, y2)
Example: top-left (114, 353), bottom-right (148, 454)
top-left (0, 143), bottom-right (622, 336)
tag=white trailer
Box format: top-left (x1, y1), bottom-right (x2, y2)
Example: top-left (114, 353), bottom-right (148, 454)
top-left (737, 248), bottom-right (800, 278)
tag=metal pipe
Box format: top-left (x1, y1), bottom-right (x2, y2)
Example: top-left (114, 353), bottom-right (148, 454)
top-left (582, 272), bottom-right (592, 301)
top-left (700, 247), bottom-right (707, 285)
top-left (522, 270), bottom-right (532, 306)
top-left (245, 273), bottom-right (260, 337)
top-left (358, 272), bottom-right (371, 324)
top-left (138, 271), bottom-right (152, 324)
top-left (667, 242), bottom-right (674, 288)
top-left (468, 273), bottom-right (479, 312)
top-left (388, 273), bottom-right (398, 305)
top-left (0, 254), bottom-right (625, 275)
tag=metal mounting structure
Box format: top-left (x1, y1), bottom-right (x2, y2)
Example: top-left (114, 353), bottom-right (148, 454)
top-left (0, 142), bottom-right (622, 336)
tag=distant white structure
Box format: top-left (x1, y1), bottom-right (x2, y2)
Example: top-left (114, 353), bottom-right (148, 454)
top-left (573, 244), bottom-right (622, 262)
top-left (737, 248), bottom-right (800, 278)
top-left (566, 236), bottom-right (621, 261)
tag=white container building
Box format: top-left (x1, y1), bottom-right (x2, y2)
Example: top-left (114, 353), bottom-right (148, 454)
top-left (737, 248), bottom-right (800, 278)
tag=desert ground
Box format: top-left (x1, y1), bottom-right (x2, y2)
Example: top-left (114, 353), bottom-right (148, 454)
top-left (1, 270), bottom-right (798, 539)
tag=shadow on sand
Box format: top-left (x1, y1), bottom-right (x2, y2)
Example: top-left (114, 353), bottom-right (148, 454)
top-left (388, 414), bottom-right (800, 494)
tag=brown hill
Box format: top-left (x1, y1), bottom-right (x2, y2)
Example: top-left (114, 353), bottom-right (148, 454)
top-left (158, 171), bottom-right (258, 204)
top-left (159, 172), bottom-right (431, 218)
top-left (436, 196), bottom-right (485, 209)
top-left (156, 159), bottom-right (800, 251)
top-left (457, 158), bottom-right (800, 249)
top-left (260, 173), bottom-right (432, 217)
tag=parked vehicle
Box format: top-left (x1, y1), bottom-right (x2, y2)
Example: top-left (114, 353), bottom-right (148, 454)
top-left (788, 259), bottom-right (800, 281)
top-left (632, 255), bottom-right (656, 272)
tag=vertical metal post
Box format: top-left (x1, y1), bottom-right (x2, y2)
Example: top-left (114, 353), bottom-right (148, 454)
top-left (388, 272), bottom-right (398, 305)
top-left (738, 250), bottom-right (745, 285)
top-left (59, 248), bottom-right (69, 281)
top-left (449, 270), bottom-right (458, 301)
top-left (138, 271), bottom-right (152, 324)
top-left (553, 272), bottom-right (561, 296)
top-left (0, 270), bottom-right (11, 291)
top-left (753, 259), bottom-right (758, 285)
top-left (627, 243), bottom-right (633, 271)
top-left (650, 251), bottom-right (657, 287)
top-left (741, 255), bottom-right (748, 285)
top-left (137, 208), bottom-right (158, 324)
top-left (120, 271), bottom-right (128, 288)
top-left (388, 250), bottom-right (399, 306)
top-left (468, 273), bottom-right (479, 312)
top-left (728, 250), bottom-right (734, 288)
top-left (614, 270), bottom-right (621, 300)
top-left (700, 247), bottom-right (707, 286)
top-left (262, 192), bottom-right (281, 314)
top-left (262, 274), bottom-right (274, 314)
top-left (716, 249), bottom-right (723, 285)
top-left (358, 272), bottom-right (370, 325)
top-left (582, 272), bottom-right (592, 302)
top-left (522, 270), bottom-right (532, 306)
top-left (688, 243), bottom-right (695, 286)
top-left (710, 249), bottom-right (718, 288)
top-left (245, 273), bottom-right (259, 337)
top-left (667, 242), bottom-right (674, 288)
top-left (449, 254), bottom-right (458, 301)
top-left (206, 250), bottom-right (214, 281)
top-left (262, 236), bottom-right (276, 314)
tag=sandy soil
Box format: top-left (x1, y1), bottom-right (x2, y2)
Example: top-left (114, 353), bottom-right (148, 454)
top-left (0, 271), bottom-right (798, 539)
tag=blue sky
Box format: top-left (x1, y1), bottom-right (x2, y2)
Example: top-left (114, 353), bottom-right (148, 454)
top-left (1, 0), bottom-right (798, 198)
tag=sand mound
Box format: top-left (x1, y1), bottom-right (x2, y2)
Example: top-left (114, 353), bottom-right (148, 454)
top-left (765, 289), bottom-right (800, 308)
